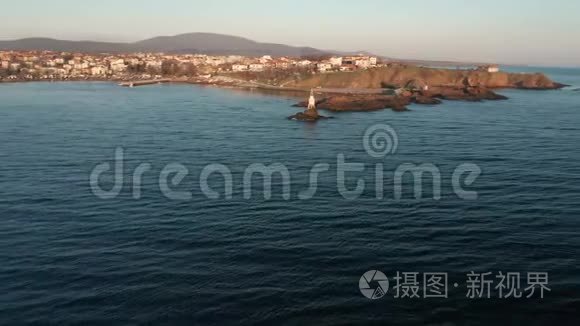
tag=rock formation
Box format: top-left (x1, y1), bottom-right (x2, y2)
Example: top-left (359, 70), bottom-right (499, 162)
top-left (285, 66), bottom-right (566, 91)
top-left (293, 86), bottom-right (508, 112)
top-left (285, 65), bottom-right (564, 117)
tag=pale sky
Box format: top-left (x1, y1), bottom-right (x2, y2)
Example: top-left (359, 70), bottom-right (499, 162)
top-left (1, 0), bottom-right (579, 66)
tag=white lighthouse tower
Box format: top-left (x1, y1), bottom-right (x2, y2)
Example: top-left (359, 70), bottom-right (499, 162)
top-left (307, 89), bottom-right (317, 111)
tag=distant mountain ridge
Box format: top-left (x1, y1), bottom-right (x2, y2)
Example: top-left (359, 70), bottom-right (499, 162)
top-left (0, 33), bottom-right (494, 66)
top-left (0, 33), bottom-right (331, 57)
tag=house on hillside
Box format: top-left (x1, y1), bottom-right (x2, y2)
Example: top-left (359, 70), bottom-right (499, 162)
top-left (232, 64), bottom-right (249, 72)
top-left (342, 56), bottom-right (378, 69)
top-left (275, 61), bottom-right (291, 69)
top-left (91, 66), bottom-right (108, 76)
top-left (259, 55), bottom-right (273, 64)
top-left (317, 62), bottom-right (333, 72)
top-left (478, 64), bottom-right (500, 73)
top-left (249, 63), bottom-right (264, 72)
top-left (340, 64), bottom-right (356, 72)
top-left (329, 56), bottom-right (343, 66)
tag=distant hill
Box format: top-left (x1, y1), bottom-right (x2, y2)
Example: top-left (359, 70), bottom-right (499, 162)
top-left (0, 33), bottom-right (330, 57)
top-left (0, 33), bottom-right (493, 66)
top-left (0, 38), bottom-right (131, 53)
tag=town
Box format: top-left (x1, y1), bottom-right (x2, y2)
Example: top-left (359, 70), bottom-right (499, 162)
top-left (0, 50), bottom-right (383, 82)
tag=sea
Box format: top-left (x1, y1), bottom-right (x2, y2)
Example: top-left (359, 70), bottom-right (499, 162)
top-left (0, 67), bottom-right (579, 325)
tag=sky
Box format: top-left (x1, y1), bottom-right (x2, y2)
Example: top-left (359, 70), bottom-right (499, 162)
top-left (1, 0), bottom-right (579, 66)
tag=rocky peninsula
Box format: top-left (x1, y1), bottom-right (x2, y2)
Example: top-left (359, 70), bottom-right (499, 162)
top-left (293, 86), bottom-right (510, 113)
top-left (282, 65), bottom-right (565, 113)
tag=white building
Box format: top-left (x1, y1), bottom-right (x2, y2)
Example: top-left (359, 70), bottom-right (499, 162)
top-left (146, 60), bottom-right (163, 69)
top-left (232, 64), bottom-right (249, 72)
top-left (109, 59), bottom-right (127, 72)
top-left (111, 64), bottom-right (127, 72)
top-left (329, 57), bottom-right (343, 66)
top-left (91, 66), bottom-right (108, 76)
top-left (317, 62), bottom-right (333, 72)
top-left (126, 58), bottom-right (140, 65)
top-left (343, 56), bottom-right (378, 69)
top-left (259, 55), bottom-right (273, 64)
top-left (477, 65), bottom-right (500, 73)
top-left (249, 63), bottom-right (264, 72)
top-left (74, 62), bottom-right (89, 70)
top-left (275, 62), bottom-right (290, 69)
top-left (226, 55), bottom-right (244, 63)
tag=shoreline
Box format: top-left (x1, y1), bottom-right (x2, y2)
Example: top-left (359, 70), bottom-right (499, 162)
top-left (1, 75), bottom-right (567, 117)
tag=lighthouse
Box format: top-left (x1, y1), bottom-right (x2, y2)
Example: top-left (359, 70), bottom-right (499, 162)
top-left (307, 89), bottom-right (317, 111)
top-left (303, 89), bottom-right (319, 119)
top-left (287, 88), bottom-right (326, 121)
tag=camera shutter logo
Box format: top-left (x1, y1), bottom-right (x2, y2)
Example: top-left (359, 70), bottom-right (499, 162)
top-left (359, 270), bottom-right (389, 299)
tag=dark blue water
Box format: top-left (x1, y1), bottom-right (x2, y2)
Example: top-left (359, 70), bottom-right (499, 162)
top-left (1, 69), bottom-right (579, 325)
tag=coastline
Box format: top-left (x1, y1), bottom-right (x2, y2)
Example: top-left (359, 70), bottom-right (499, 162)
top-left (1, 68), bottom-right (567, 116)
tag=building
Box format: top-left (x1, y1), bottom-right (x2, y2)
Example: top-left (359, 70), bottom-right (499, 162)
top-left (275, 62), bottom-right (291, 69)
top-left (232, 64), bottom-right (249, 72)
top-left (9, 63), bottom-right (21, 71)
top-left (109, 59), bottom-right (127, 72)
top-left (146, 60), bottom-right (163, 70)
top-left (329, 57), bottom-right (343, 66)
top-left (343, 56), bottom-right (377, 69)
top-left (126, 58), bottom-right (140, 66)
top-left (74, 62), bottom-right (89, 70)
top-left (340, 64), bottom-right (356, 72)
top-left (317, 62), bottom-right (333, 72)
top-left (479, 64), bottom-right (500, 73)
top-left (226, 55), bottom-right (244, 63)
top-left (249, 63), bottom-right (265, 72)
top-left (259, 55), bottom-right (272, 64)
top-left (91, 66), bottom-right (108, 76)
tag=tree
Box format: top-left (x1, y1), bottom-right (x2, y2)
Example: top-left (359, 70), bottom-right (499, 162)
top-left (180, 63), bottom-right (197, 77)
top-left (161, 60), bottom-right (180, 76)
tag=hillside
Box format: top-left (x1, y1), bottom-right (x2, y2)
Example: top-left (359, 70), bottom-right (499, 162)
top-left (0, 33), bottom-right (329, 57)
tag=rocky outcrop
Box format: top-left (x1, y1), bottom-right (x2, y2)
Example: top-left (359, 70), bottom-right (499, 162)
top-left (412, 95), bottom-right (442, 105)
top-left (293, 86), bottom-right (509, 112)
top-left (426, 87), bottom-right (508, 101)
top-left (285, 66), bottom-right (565, 91)
top-left (294, 95), bottom-right (411, 112)
top-left (288, 107), bottom-right (330, 121)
